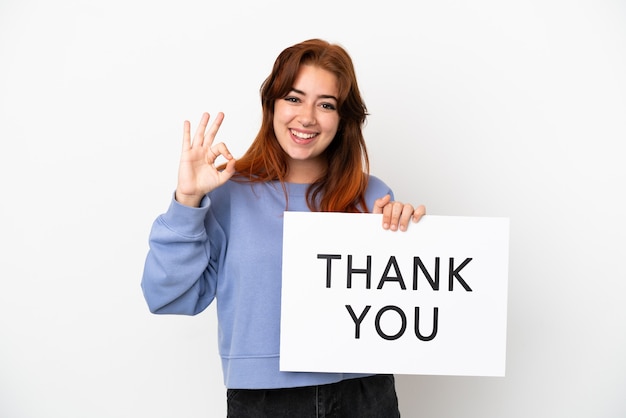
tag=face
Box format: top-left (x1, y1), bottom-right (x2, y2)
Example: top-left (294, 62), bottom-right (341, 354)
top-left (273, 64), bottom-right (340, 182)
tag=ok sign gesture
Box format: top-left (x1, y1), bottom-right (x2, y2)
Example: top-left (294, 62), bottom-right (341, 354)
top-left (175, 112), bottom-right (237, 207)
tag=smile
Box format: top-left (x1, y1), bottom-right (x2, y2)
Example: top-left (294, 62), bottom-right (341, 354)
top-left (290, 129), bottom-right (318, 140)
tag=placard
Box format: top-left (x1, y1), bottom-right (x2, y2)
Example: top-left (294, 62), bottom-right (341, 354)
top-left (280, 213), bottom-right (509, 376)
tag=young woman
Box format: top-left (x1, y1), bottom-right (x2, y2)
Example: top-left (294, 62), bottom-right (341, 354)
top-left (142, 38), bottom-right (425, 417)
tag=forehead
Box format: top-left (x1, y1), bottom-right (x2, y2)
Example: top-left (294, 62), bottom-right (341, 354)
top-left (292, 65), bottom-right (339, 96)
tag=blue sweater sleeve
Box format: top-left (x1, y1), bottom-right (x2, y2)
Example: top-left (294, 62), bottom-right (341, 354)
top-left (141, 194), bottom-right (222, 315)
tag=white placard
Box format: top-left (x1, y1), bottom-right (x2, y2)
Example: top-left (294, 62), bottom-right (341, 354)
top-left (280, 212), bottom-right (509, 376)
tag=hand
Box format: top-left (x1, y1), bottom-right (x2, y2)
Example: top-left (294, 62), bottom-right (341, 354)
top-left (175, 112), bottom-right (237, 207)
top-left (373, 194), bottom-right (426, 231)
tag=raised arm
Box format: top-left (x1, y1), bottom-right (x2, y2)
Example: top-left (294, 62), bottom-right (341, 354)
top-left (141, 113), bottom-right (233, 314)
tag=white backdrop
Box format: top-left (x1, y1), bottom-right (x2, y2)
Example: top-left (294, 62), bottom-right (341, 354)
top-left (1, 0), bottom-right (624, 417)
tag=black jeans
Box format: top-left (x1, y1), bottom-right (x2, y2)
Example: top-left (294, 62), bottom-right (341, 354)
top-left (226, 374), bottom-right (400, 418)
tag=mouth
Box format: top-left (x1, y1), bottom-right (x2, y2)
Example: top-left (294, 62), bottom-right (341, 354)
top-left (290, 129), bottom-right (318, 144)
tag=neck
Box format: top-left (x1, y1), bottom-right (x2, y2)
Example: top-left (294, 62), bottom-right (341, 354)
top-left (285, 159), bottom-right (324, 184)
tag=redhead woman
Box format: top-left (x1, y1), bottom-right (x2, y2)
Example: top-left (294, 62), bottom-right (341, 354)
top-left (141, 38), bottom-right (425, 417)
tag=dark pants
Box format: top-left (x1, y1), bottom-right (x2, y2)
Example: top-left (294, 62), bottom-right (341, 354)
top-left (226, 374), bottom-right (400, 418)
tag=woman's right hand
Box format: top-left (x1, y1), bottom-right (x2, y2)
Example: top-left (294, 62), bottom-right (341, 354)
top-left (175, 112), bottom-right (237, 207)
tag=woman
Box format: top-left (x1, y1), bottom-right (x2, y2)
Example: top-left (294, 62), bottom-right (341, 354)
top-left (142, 38), bottom-right (425, 417)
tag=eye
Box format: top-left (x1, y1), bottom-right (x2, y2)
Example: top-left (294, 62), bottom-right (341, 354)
top-left (321, 102), bottom-right (337, 111)
top-left (284, 96), bottom-right (301, 103)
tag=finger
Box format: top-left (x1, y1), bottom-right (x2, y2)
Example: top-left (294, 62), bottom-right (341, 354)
top-left (214, 142), bottom-right (234, 159)
top-left (372, 194), bottom-right (391, 215)
top-left (382, 202), bottom-right (394, 230)
top-left (192, 112), bottom-right (210, 147)
top-left (202, 112), bottom-right (225, 149)
top-left (398, 203), bottom-right (415, 231)
top-left (388, 202), bottom-right (406, 231)
top-left (206, 142), bottom-right (234, 165)
top-left (412, 204), bottom-right (426, 223)
top-left (182, 120), bottom-right (191, 150)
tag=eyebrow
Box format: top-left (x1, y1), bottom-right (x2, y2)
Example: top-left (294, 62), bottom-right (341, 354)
top-left (290, 88), bottom-right (338, 102)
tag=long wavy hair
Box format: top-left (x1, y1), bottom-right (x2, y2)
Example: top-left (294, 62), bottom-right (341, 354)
top-left (225, 38), bottom-right (370, 213)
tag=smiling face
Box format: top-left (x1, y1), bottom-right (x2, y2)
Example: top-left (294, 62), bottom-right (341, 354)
top-left (273, 64), bottom-right (340, 183)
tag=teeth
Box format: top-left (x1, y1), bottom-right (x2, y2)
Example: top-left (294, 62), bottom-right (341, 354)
top-left (291, 129), bottom-right (316, 139)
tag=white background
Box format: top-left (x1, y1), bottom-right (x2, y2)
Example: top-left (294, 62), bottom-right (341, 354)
top-left (1, 0), bottom-right (624, 417)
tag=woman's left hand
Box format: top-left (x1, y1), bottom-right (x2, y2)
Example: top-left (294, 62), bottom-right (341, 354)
top-left (373, 194), bottom-right (426, 231)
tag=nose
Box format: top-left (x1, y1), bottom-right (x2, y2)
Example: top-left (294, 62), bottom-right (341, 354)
top-left (299, 104), bottom-right (316, 127)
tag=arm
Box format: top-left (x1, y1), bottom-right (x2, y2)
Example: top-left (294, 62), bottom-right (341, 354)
top-left (141, 113), bottom-right (234, 314)
top-left (141, 196), bottom-right (225, 315)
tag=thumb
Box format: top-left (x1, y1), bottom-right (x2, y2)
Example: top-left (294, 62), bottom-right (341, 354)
top-left (219, 158), bottom-right (237, 182)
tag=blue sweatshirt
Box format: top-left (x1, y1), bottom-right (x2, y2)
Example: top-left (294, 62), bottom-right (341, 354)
top-left (141, 175), bottom-right (394, 389)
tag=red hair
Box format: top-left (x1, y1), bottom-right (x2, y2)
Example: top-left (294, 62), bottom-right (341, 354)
top-left (224, 39), bottom-right (370, 213)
